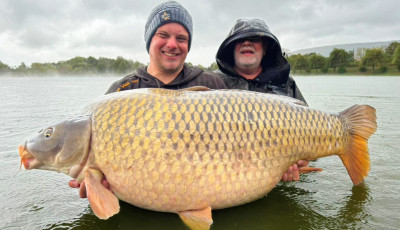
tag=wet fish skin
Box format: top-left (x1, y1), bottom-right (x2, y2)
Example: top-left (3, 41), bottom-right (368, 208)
top-left (90, 89), bottom-right (337, 211)
top-left (19, 88), bottom-right (377, 230)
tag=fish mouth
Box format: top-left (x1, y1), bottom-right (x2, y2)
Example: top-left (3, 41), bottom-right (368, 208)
top-left (18, 144), bottom-right (36, 170)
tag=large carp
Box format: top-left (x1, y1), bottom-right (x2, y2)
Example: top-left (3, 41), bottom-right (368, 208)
top-left (19, 87), bottom-right (377, 230)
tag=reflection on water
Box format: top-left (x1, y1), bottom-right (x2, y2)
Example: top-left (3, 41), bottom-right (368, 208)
top-left (338, 184), bottom-right (371, 228)
top-left (1, 76), bottom-right (399, 230)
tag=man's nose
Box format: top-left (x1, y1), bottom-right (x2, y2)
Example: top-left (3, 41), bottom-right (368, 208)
top-left (242, 40), bottom-right (252, 46)
top-left (166, 37), bottom-right (178, 49)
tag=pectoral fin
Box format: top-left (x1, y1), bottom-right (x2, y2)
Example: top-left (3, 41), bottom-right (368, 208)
top-left (299, 166), bottom-right (323, 174)
top-left (178, 206), bottom-right (213, 230)
top-left (84, 168), bottom-right (120, 219)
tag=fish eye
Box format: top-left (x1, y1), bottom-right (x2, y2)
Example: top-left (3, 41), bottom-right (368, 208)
top-left (44, 128), bottom-right (53, 138)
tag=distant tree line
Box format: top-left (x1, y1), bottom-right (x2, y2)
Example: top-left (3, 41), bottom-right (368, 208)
top-left (287, 41), bottom-right (400, 74)
top-left (0, 56), bottom-right (146, 76)
top-left (1, 42), bottom-right (400, 76)
top-left (0, 56), bottom-right (219, 76)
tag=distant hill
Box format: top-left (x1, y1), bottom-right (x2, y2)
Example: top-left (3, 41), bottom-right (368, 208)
top-left (289, 40), bottom-right (400, 57)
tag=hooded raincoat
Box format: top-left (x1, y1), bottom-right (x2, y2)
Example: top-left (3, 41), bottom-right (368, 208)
top-left (106, 63), bottom-right (227, 94)
top-left (216, 18), bottom-right (307, 104)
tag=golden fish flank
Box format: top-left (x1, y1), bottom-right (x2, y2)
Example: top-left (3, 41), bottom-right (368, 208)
top-left (19, 88), bottom-right (376, 230)
top-left (94, 90), bottom-right (348, 202)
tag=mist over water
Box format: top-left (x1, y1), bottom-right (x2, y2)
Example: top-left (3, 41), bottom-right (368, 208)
top-left (1, 76), bottom-right (399, 229)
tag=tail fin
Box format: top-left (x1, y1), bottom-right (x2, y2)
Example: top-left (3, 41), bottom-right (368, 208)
top-left (339, 105), bottom-right (377, 185)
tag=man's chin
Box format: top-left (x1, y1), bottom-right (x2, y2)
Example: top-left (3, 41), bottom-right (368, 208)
top-left (161, 64), bottom-right (184, 74)
top-left (238, 62), bottom-right (257, 68)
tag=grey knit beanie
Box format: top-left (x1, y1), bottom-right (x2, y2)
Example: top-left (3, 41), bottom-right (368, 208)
top-left (144, 1), bottom-right (193, 52)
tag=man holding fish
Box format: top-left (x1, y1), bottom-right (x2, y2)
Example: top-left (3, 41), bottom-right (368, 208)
top-left (69, 0), bottom-right (310, 201)
top-left (20, 2), bottom-right (377, 230)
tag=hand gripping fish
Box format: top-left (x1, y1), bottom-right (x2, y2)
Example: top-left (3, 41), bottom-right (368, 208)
top-left (19, 87), bottom-right (377, 230)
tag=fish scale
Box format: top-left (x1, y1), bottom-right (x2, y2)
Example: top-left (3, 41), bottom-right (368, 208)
top-left (85, 89), bottom-right (343, 212)
top-left (19, 88), bottom-right (376, 230)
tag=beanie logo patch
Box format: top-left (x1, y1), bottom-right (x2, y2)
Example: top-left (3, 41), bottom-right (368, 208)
top-left (161, 11), bottom-right (170, 21)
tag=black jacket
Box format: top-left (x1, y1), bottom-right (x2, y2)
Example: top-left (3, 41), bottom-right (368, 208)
top-left (106, 63), bottom-right (227, 94)
top-left (215, 18), bottom-right (307, 105)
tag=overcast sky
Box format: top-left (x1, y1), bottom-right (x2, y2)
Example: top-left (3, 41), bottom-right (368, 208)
top-left (1, 0), bottom-right (399, 67)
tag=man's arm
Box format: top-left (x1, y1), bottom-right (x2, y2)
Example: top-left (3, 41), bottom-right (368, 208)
top-left (287, 76), bottom-right (308, 105)
top-left (105, 74), bottom-right (139, 94)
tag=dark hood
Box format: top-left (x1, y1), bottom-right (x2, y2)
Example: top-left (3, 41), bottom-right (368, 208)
top-left (216, 18), bottom-right (290, 86)
top-left (135, 63), bottom-right (203, 88)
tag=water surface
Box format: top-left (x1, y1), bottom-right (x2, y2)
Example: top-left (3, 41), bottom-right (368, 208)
top-left (0, 76), bottom-right (399, 229)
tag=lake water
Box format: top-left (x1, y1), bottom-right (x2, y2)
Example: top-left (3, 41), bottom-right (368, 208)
top-left (0, 76), bottom-right (399, 230)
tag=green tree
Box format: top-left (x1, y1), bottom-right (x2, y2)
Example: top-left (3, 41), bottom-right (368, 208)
top-left (129, 61), bottom-right (144, 71)
top-left (63, 57), bottom-right (87, 74)
top-left (308, 53), bottom-right (326, 72)
top-left (385, 41), bottom-right (400, 57)
top-left (114, 56), bottom-right (130, 74)
top-left (15, 62), bottom-right (28, 75)
top-left (97, 57), bottom-right (115, 73)
top-left (74, 62), bottom-right (92, 74)
top-left (57, 63), bottom-right (74, 74)
top-left (347, 50), bottom-right (357, 67)
top-left (294, 55), bottom-right (309, 72)
top-left (392, 46), bottom-right (400, 71)
top-left (208, 62), bottom-right (219, 71)
top-left (362, 48), bottom-right (385, 72)
top-left (338, 66), bottom-right (347, 74)
top-left (0, 61), bottom-right (11, 74)
top-left (30, 62), bottom-right (57, 75)
top-left (17, 62), bottom-right (27, 70)
top-left (288, 54), bottom-right (309, 73)
top-left (196, 64), bottom-right (206, 70)
top-left (68, 56), bottom-right (86, 68)
top-left (287, 55), bottom-right (297, 68)
top-left (87, 56), bottom-right (98, 67)
top-left (328, 48), bottom-right (348, 72)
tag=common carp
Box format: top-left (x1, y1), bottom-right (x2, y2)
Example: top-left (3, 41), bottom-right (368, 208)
top-left (19, 87), bottom-right (377, 230)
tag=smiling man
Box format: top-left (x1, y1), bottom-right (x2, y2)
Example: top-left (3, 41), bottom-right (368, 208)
top-left (216, 18), bottom-right (306, 103)
top-left (70, 6), bottom-right (310, 197)
top-left (216, 19), bottom-right (310, 181)
top-left (105, 1), bottom-right (226, 93)
top-left (69, 0), bottom-right (226, 199)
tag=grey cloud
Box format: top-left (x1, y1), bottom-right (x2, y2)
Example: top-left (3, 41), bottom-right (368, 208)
top-left (1, 0), bottom-right (399, 66)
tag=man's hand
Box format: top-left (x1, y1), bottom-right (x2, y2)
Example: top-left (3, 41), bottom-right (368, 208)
top-left (281, 160), bottom-right (309, 182)
top-left (68, 178), bottom-right (111, 198)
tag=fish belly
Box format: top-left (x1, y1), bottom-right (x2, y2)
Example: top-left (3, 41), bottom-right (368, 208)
top-left (88, 89), bottom-right (346, 212)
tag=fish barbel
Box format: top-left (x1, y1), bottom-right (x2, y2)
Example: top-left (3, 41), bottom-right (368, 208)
top-left (18, 87), bottom-right (377, 230)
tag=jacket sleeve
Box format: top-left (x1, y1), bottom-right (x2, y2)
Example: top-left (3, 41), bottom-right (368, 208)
top-left (213, 74), bottom-right (228, 89)
top-left (287, 76), bottom-right (308, 106)
top-left (105, 74), bottom-right (139, 94)
top-left (197, 70), bottom-right (228, 89)
top-left (105, 80), bottom-right (122, 94)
